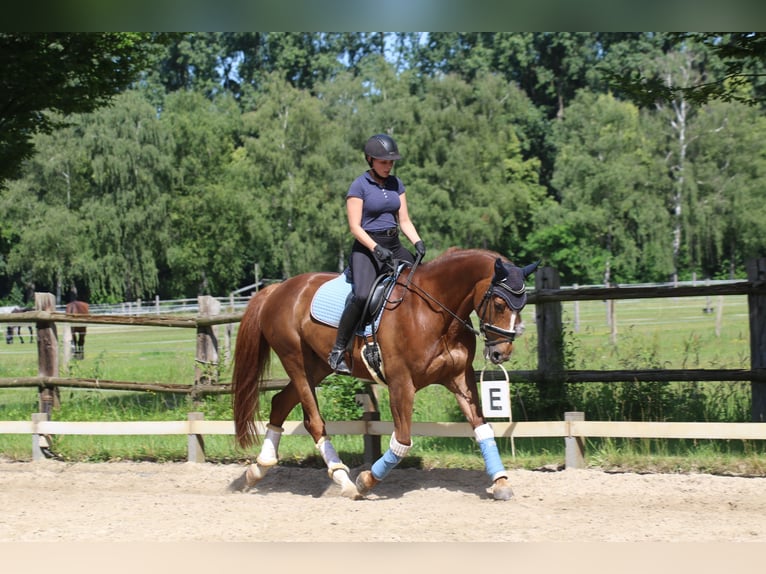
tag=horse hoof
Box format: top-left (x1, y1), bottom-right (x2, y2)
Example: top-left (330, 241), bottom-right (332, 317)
top-left (487, 478), bottom-right (514, 501)
top-left (329, 466), bottom-right (363, 500)
top-left (355, 470), bottom-right (379, 496)
top-left (228, 463), bottom-right (270, 493)
top-left (340, 482), bottom-right (363, 500)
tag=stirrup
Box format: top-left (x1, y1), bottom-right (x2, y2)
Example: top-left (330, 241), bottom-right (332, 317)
top-left (328, 347), bottom-right (351, 374)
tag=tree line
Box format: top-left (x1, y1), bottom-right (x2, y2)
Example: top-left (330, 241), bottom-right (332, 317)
top-left (1, 32), bottom-right (765, 304)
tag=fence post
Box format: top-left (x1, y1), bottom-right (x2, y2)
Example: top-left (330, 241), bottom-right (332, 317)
top-left (535, 267), bottom-right (566, 417)
top-left (31, 412), bottom-right (50, 461)
top-left (62, 323), bottom-right (72, 369)
top-left (748, 258), bottom-right (766, 422)
top-left (187, 412), bottom-right (206, 463)
top-left (35, 292), bottom-right (59, 415)
top-left (195, 296), bottom-right (220, 393)
top-left (564, 411), bottom-right (585, 469)
top-left (356, 385), bottom-right (381, 464)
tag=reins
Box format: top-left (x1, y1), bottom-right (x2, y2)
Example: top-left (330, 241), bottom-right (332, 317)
top-left (384, 252), bottom-right (425, 306)
top-left (393, 265), bottom-right (481, 338)
top-left (382, 254), bottom-right (519, 346)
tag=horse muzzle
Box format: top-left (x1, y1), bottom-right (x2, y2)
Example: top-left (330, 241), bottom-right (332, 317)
top-left (483, 332), bottom-right (515, 364)
top-left (484, 344), bottom-right (513, 365)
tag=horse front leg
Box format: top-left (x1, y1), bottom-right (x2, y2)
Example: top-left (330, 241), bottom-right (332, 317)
top-left (450, 375), bottom-right (514, 501)
top-left (356, 381), bottom-right (415, 496)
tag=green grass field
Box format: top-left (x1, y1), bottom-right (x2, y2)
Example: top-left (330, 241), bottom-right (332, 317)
top-left (1, 294), bottom-right (764, 473)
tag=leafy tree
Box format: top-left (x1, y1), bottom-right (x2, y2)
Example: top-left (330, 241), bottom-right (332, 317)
top-left (0, 33), bottom-right (160, 184)
top-left (648, 45), bottom-right (717, 282)
top-left (611, 33), bottom-right (766, 107)
top-left (688, 99), bottom-right (766, 278)
top-left (5, 91), bottom-right (174, 301)
top-left (159, 90), bottom-right (250, 295)
top-left (545, 91), bottom-right (671, 284)
top-left (404, 71), bottom-right (549, 261)
top-left (237, 73), bottom-right (350, 277)
top-left (2, 31), bottom-right (763, 303)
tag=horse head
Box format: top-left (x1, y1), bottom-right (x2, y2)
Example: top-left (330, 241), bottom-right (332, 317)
top-left (479, 258), bottom-right (539, 364)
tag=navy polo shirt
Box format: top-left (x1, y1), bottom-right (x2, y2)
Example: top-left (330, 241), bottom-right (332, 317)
top-left (346, 172), bottom-right (405, 232)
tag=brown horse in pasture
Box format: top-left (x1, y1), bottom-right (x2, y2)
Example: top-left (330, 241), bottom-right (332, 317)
top-left (229, 248), bottom-right (538, 500)
top-left (65, 298), bottom-right (90, 359)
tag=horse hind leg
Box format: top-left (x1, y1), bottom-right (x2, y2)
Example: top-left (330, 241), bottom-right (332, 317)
top-left (228, 423), bottom-right (284, 492)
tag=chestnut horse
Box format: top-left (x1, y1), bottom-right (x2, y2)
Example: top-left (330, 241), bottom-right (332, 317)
top-left (229, 248), bottom-right (538, 500)
top-left (65, 298), bottom-right (90, 359)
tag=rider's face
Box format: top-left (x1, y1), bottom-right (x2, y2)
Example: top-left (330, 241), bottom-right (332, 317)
top-left (371, 158), bottom-right (394, 176)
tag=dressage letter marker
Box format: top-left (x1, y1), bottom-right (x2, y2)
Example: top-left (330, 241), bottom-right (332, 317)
top-left (481, 379), bottom-right (510, 418)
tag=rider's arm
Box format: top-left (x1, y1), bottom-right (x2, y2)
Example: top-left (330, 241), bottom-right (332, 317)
top-left (397, 193), bottom-right (422, 246)
top-left (346, 196), bottom-right (378, 252)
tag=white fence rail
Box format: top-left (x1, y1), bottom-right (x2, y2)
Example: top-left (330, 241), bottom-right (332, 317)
top-left (3, 413), bottom-right (766, 466)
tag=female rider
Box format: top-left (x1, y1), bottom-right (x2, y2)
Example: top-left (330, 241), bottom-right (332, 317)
top-left (328, 133), bottom-right (426, 373)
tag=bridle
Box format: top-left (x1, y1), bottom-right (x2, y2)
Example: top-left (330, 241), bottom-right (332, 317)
top-left (476, 282), bottom-right (524, 349)
top-left (391, 257), bottom-right (529, 350)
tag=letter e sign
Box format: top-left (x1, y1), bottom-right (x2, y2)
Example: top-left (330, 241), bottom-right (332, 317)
top-left (481, 380), bottom-right (510, 418)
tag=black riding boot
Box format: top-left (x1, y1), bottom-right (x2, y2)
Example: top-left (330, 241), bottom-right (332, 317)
top-left (328, 296), bottom-right (365, 374)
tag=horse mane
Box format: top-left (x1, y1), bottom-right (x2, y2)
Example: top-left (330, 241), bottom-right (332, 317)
top-left (421, 247), bottom-right (508, 273)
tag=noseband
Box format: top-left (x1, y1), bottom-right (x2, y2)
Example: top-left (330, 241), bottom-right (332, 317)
top-left (477, 258), bottom-right (533, 348)
top-left (477, 284), bottom-right (524, 348)
top-left (402, 257), bottom-right (536, 349)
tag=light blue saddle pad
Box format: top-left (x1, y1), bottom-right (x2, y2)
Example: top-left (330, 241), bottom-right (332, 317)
top-left (310, 273), bottom-right (388, 337)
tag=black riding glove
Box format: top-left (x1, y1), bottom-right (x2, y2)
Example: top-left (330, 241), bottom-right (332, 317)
top-left (373, 244), bottom-right (394, 266)
top-left (415, 240), bottom-right (426, 258)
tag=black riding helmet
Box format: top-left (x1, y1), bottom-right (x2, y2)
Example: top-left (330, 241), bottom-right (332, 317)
top-left (364, 134), bottom-right (401, 166)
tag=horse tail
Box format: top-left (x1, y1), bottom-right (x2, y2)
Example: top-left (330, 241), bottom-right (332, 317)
top-left (232, 285), bottom-right (276, 449)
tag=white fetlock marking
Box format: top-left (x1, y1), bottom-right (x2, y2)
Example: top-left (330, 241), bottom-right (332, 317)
top-left (256, 425), bottom-right (283, 466)
top-left (389, 433), bottom-right (412, 457)
top-left (316, 436), bottom-right (342, 467)
top-left (474, 423), bottom-right (495, 442)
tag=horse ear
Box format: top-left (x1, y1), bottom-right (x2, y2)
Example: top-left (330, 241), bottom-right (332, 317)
top-left (522, 261), bottom-right (540, 278)
top-left (493, 258), bottom-right (508, 283)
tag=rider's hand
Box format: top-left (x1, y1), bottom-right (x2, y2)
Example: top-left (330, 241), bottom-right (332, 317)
top-left (373, 244), bottom-right (394, 266)
top-left (415, 240), bottom-right (426, 258)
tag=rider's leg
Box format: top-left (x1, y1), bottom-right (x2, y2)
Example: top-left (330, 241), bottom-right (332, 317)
top-left (328, 295), bottom-right (365, 374)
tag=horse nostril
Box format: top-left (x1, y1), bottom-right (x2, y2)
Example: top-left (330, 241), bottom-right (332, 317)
top-left (490, 348), bottom-right (513, 364)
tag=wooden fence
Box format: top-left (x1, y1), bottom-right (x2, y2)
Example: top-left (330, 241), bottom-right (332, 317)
top-left (1, 257), bottom-right (765, 466)
top-left (4, 412), bottom-right (766, 467)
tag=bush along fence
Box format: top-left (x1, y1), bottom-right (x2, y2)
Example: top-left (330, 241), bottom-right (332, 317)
top-left (1, 257), bottom-right (765, 464)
